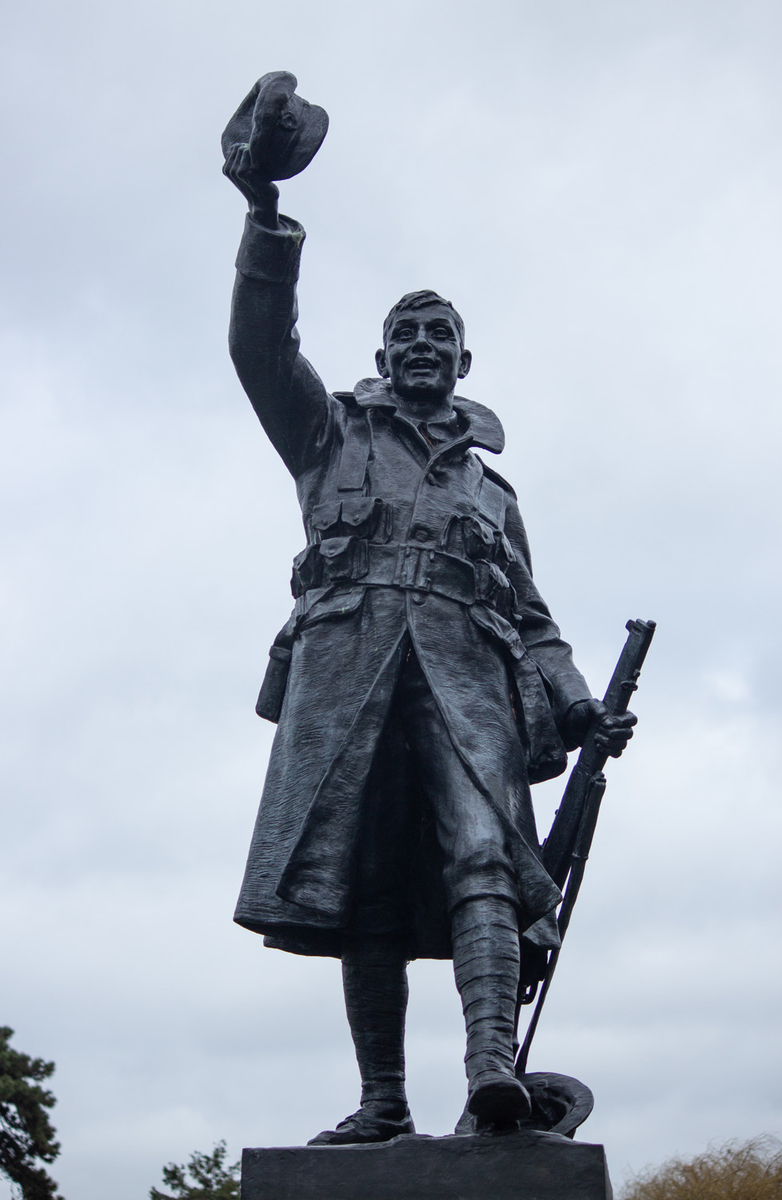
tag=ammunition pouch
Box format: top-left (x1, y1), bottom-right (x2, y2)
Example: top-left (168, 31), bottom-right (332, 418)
top-left (460, 517), bottom-right (515, 576)
top-left (462, 515), bottom-right (496, 561)
top-left (474, 561), bottom-right (514, 620)
top-left (291, 536), bottom-right (369, 597)
top-left (309, 496), bottom-right (388, 541)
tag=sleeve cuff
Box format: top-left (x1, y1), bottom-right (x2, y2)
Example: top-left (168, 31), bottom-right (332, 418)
top-left (235, 213), bottom-right (306, 284)
top-left (560, 697), bottom-right (594, 751)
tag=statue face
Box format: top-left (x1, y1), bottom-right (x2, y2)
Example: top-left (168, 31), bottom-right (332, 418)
top-left (376, 305), bottom-right (471, 404)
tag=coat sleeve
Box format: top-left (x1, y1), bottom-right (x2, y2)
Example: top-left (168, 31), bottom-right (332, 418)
top-left (228, 213), bottom-right (336, 477)
top-left (503, 497), bottom-right (593, 737)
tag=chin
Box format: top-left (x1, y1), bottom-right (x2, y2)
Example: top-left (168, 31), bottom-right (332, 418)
top-left (401, 377), bottom-right (441, 395)
top-left (401, 386), bottom-right (442, 404)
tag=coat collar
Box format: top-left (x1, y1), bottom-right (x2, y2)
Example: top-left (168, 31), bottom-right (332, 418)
top-left (350, 377), bottom-right (505, 455)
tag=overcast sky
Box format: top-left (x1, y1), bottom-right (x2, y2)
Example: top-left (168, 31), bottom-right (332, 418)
top-left (1, 1), bottom-right (781, 1196)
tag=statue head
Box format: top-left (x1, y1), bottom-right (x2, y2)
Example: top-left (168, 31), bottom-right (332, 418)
top-left (376, 290), bottom-right (472, 405)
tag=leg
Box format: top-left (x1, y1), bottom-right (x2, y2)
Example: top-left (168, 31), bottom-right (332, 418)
top-left (451, 896), bottom-right (530, 1123)
top-left (308, 937), bottom-right (415, 1145)
top-left (309, 696), bottom-right (416, 1145)
top-left (397, 650), bottom-right (530, 1125)
top-left (343, 937), bottom-right (409, 1108)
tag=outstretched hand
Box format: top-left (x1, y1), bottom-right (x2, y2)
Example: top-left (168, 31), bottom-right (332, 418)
top-left (565, 698), bottom-right (637, 758)
top-left (221, 72), bottom-right (293, 229)
top-left (221, 69), bottom-right (327, 228)
top-left (222, 144), bottom-right (280, 229)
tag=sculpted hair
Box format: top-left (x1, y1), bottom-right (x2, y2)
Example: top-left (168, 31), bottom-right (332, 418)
top-left (382, 290), bottom-right (466, 348)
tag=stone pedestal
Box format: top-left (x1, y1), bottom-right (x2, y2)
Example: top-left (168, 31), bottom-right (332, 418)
top-left (241, 1130), bottom-right (612, 1199)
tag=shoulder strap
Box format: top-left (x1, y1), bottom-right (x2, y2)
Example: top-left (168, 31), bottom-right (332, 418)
top-left (337, 405), bottom-right (372, 493)
top-left (477, 456), bottom-right (517, 499)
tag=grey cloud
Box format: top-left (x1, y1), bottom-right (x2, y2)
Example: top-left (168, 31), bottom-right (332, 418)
top-left (1, 2), bottom-right (780, 1197)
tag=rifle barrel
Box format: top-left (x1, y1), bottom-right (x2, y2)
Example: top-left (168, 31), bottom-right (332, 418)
top-left (515, 618), bottom-right (656, 1076)
top-left (541, 619), bottom-right (655, 888)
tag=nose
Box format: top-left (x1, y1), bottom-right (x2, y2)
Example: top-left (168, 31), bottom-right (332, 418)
top-left (410, 327), bottom-right (432, 351)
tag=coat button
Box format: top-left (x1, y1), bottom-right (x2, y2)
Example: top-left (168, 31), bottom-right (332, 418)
top-left (412, 592), bottom-right (426, 605)
top-left (412, 526), bottom-right (429, 542)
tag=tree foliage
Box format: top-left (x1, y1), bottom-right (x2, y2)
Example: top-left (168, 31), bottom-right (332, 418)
top-left (620, 1137), bottom-right (782, 1200)
top-left (150, 1141), bottom-right (240, 1200)
top-left (0, 1026), bottom-right (64, 1200)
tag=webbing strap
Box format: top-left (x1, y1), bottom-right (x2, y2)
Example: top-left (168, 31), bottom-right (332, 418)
top-left (337, 411), bottom-right (372, 493)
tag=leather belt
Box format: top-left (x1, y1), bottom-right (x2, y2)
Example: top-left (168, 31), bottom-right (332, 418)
top-left (360, 543), bottom-right (476, 605)
top-left (293, 540), bottom-right (514, 614)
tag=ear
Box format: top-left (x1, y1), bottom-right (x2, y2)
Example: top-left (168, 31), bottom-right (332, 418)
top-left (375, 348), bottom-right (389, 378)
top-left (458, 349), bottom-right (472, 379)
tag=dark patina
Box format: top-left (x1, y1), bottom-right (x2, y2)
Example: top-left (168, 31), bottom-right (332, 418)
top-left (222, 72), bottom-right (638, 1151)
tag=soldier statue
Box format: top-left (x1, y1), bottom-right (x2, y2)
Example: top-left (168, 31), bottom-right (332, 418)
top-left (221, 72), bottom-right (636, 1145)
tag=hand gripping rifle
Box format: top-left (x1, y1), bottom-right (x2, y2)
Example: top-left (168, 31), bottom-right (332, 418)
top-left (515, 618), bottom-right (656, 1076)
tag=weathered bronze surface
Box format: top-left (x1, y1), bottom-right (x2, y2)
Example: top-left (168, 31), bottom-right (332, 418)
top-left (222, 72), bottom-right (640, 1147)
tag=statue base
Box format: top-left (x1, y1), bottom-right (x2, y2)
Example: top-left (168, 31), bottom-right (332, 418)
top-left (241, 1129), bottom-right (613, 1199)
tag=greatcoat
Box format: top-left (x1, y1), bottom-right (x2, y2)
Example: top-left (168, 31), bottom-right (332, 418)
top-left (228, 213), bottom-right (593, 961)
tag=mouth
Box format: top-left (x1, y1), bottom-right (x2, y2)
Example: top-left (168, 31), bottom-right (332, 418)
top-left (407, 357), bottom-right (438, 372)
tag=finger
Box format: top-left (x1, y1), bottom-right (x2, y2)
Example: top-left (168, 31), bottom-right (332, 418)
top-left (234, 150), bottom-right (261, 187)
top-left (223, 154), bottom-right (256, 203)
top-left (606, 729), bottom-right (633, 745)
top-left (222, 143), bottom-right (248, 178)
top-left (595, 730), bottom-right (633, 750)
top-left (223, 157), bottom-right (250, 194)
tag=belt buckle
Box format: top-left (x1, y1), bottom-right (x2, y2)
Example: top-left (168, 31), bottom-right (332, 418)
top-left (393, 543), bottom-right (417, 589)
top-left (413, 547), bottom-right (434, 593)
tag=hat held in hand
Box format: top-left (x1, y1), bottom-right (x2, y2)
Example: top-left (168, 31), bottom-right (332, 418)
top-left (221, 71), bottom-right (329, 181)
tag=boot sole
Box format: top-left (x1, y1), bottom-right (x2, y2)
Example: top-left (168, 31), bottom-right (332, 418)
top-left (308, 1111), bottom-right (415, 1146)
top-left (467, 1076), bottom-right (531, 1125)
top-left (308, 1124), bottom-right (414, 1146)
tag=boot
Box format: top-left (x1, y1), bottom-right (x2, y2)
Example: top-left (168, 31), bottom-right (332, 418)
top-left (451, 896), bottom-right (531, 1126)
top-left (308, 938), bottom-right (415, 1145)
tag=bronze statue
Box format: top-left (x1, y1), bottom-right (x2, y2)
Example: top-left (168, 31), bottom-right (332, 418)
top-left (222, 72), bottom-right (637, 1146)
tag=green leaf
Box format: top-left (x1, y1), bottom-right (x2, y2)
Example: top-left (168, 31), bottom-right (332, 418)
top-left (149, 1141), bottom-right (240, 1199)
top-left (0, 1028), bottom-right (64, 1200)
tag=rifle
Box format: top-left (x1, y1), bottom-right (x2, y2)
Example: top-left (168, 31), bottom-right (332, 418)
top-left (515, 618), bottom-right (656, 1076)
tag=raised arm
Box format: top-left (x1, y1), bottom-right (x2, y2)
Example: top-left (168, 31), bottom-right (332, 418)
top-left (222, 73), bottom-right (333, 476)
